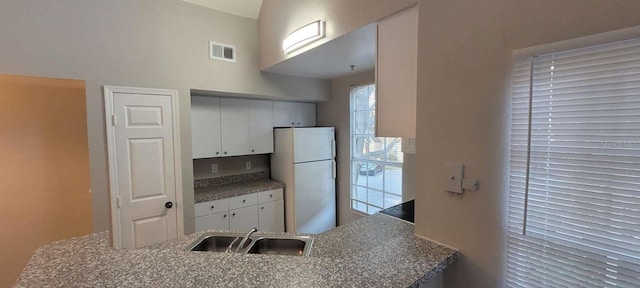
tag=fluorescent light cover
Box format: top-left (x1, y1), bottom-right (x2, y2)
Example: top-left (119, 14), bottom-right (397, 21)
top-left (282, 20), bottom-right (325, 54)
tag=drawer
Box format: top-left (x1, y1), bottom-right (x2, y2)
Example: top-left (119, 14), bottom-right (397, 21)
top-left (258, 188), bottom-right (283, 203)
top-left (194, 198), bottom-right (228, 217)
top-left (228, 193), bottom-right (258, 210)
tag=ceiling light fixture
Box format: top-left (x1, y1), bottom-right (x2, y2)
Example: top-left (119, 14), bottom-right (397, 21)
top-left (282, 20), bottom-right (325, 54)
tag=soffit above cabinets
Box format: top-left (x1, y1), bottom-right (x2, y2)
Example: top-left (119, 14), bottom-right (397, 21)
top-left (182, 0), bottom-right (263, 19)
top-left (262, 23), bottom-right (376, 80)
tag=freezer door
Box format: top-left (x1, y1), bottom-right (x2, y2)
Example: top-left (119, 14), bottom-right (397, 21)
top-left (293, 127), bottom-right (335, 163)
top-left (293, 160), bottom-right (336, 234)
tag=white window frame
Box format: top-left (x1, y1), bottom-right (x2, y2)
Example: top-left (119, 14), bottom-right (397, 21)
top-left (507, 26), bottom-right (640, 287)
top-left (349, 84), bottom-right (403, 215)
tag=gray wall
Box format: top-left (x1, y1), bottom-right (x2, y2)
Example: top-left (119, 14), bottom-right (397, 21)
top-left (0, 0), bottom-right (329, 234)
top-left (258, 0), bottom-right (416, 70)
top-left (193, 155), bottom-right (270, 180)
top-left (415, 0), bottom-right (640, 287)
top-left (402, 153), bottom-right (416, 202)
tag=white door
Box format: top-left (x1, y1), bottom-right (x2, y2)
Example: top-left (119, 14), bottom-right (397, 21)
top-left (293, 160), bottom-right (336, 234)
top-left (248, 100), bottom-right (274, 154)
top-left (293, 127), bottom-right (335, 163)
top-left (105, 86), bottom-right (182, 249)
top-left (220, 98), bottom-right (249, 156)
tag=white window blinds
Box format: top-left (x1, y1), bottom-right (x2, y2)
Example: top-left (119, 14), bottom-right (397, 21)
top-left (508, 38), bottom-right (640, 287)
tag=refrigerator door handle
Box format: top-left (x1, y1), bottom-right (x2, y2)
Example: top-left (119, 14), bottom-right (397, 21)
top-left (331, 138), bottom-right (336, 158)
top-left (332, 160), bottom-right (337, 179)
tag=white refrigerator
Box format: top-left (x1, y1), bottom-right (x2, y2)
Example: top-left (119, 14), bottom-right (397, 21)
top-left (270, 127), bottom-right (336, 234)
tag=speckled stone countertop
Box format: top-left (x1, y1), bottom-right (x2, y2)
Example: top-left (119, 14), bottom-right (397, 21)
top-left (194, 172), bottom-right (285, 203)
top-left (195, 179), bottom-right (285, 203)
top-left (15, 214), bottom-right (458, 288)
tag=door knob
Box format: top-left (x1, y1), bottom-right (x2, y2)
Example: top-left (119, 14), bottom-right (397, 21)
top-left (165, 202), bottom-right (173, 209)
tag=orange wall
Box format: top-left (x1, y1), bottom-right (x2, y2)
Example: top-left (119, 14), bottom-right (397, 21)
top-left (0, 74), bottom-right (93, 286)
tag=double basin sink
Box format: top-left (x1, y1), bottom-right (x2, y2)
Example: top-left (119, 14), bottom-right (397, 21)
top-left (186, 232), bottom-right (313, 257)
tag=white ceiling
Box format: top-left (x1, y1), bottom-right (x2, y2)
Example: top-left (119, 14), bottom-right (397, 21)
top-left (264, 23), bottom-right (377, 80)
top-left (182, 0), bottom-right (263, 19)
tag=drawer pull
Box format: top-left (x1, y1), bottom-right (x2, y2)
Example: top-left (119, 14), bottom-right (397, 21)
top-left (261, 206), bottom-right (264, 210)
top-left (242, 200), bottom-right (246, 203)
top-left (270, 194), bottom-right (273, 198)
top-left (210, 205), bottom-right (215, 209)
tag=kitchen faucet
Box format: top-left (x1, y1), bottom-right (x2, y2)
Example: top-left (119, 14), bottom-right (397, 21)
top-left (225, 227), bottom-right (258, 253)
top-left (235, 227), bottom-right (258, 253)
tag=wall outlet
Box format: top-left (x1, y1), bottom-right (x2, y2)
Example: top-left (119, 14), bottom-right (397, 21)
top-left (246, 161), bottom-right (251, 170)
top-left (211, 163), bottom-right (218, 174)
top-left (445, 163), bottom-right (464, 194)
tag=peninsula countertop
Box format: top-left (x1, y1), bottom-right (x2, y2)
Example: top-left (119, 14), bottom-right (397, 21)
top-left (15, 214), bottom-right (458, 287)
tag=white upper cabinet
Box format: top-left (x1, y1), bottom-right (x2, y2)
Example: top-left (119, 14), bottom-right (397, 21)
top-left (191, 97), bottom-right (276, 159)
top-left (248, 100), bottom-right (274, 154)
top-left (296, 102), bottom-right (316, 127)
top-left (191, 96), bottom-right (222, 158)
top-left (273, 101), bottom-right (296, 127)
top-left (273, 101), bottom-right (316, 127)
top-left (220, 98), bottom-right (250, 157)
top-left (376, 6), bottom-right (417, 138)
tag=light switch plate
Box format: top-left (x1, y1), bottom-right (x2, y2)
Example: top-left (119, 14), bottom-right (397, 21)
top-left (445, 163), bottom-right (464, 194)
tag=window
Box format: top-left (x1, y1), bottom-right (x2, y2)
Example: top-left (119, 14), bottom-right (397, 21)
top-left (350, 84), bottom-right (403, 214)
top-left (508, 37), bottom-right (640, 287)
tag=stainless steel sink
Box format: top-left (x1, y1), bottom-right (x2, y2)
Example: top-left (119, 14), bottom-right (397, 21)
top-left (246, 236), bottom-right (313, 256)
top-left (187, 233), bottom-right (252, 252)
top-left (186, 232), bottom-right (313, 256)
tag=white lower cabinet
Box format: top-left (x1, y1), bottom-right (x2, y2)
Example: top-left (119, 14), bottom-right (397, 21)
top-left (194, 188), bottom-right (284, 233)
top-left (195, 211), bottom-right (229, 231)
top-left (258, 199), bottom-right (284, 232)
top-left (229, 205), bottom-right (259, 231)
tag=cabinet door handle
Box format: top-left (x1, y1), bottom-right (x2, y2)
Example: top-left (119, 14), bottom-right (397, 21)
top-left (261, 206), bottom-right (264, 210)
top-left (251, 149), bottom-right (255, 153)
top-left (232, 213), bottom-right (236, 216)
top-left (242, 200), bottom-right (246, 203)
top-left (223, 214), bottom-right (227, 218)
top-left (269, 194), bottom-right (273, 198)
top-left (297, 122), bottom-right (300, 125)
top-left (224, 151), bottom-right (227, 155)
top-left (211, 205), bottom-right (215, 209)
top-left (216, 152), bottom-right (219, 155)
top-left (291, 122), bottom-right (295, 125)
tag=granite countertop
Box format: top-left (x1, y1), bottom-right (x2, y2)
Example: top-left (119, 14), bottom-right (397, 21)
top-left (194, 176), bottom-right (285, 203)
top-left (15, 214), bottom-right (458, 288)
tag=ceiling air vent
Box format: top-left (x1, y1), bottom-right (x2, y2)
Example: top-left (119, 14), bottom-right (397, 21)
top-left (209, 41), bottom-right (236, 62)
